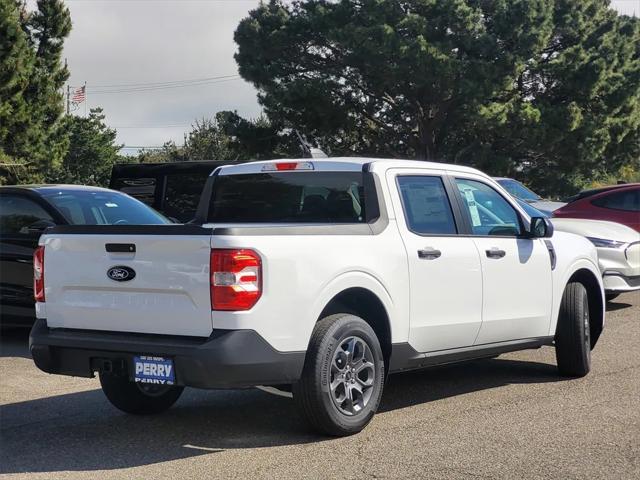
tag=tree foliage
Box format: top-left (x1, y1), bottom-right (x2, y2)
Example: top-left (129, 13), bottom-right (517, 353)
top-left (135, 111), bottom-right (300, 164)
top-left (49, 108), bottom-right (122, 186)
top-left (0, 0), bottom-right (71, 184)
top-left (235, 0), bottom-right (640, 194)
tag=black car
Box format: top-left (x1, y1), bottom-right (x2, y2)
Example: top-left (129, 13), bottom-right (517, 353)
top-left (109, 161), bottom-right (231, 223)
top-left (0, 185), bottom-right (170, 327)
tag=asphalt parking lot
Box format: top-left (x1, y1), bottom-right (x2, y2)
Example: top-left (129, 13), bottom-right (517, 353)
top-left (1, 292), bottom-right (639, 480)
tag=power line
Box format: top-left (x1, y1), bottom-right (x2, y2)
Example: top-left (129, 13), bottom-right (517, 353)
top-left (121, 145), bottom-right (178, 149)
top-left (114, 124), bottom-right (191, 129)
top-left (87, 74), bottom-right (239, 89)
top-left (88, 76), bottom-right (242, 95)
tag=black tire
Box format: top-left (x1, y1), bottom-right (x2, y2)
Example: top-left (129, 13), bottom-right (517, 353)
top-left (99, 373), bottom-right (184, 415)
top-left (555, 282), bottom-right (591, 377)
top-left (293, 314), bottom-right (385, 436)
top-left (605, 293), bottom-right (620, 302)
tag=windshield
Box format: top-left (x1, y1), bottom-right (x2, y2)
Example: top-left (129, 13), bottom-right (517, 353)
top-left (41, 189), bottom-right (171, 225)
top-left (497, 179), bottom-right (542, 202)
top-left (516, 198), bottom-right (549, 218)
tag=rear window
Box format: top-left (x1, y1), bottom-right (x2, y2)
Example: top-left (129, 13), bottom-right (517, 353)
top-left (208, 172), bottom-right (367, 223)
top-left (110, 177), bottom-right (157, 206)
top-left (591, 189), bottom-right (639, 212)
top-left (164, 172), bottom-right (211, 222)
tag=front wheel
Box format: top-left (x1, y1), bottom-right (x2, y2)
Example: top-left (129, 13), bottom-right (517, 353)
top-left (99, 373), bottom-right (184, 414)
top-left (293, 314), bottom-right (385, 436)
top-left (555, 282), bottom-right (591, 377)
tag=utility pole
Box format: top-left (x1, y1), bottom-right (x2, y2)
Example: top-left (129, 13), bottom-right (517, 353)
top-left (65, 58), bottom-right (70, 115)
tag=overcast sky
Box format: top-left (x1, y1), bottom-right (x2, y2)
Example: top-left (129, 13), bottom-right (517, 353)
top-left (52, 0), bottom-right (639, 152)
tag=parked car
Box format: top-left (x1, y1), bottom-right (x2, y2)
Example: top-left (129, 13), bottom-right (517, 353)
top-left (0, 185), bottom-right (170, 327)
top-left (110, 160), bottom-right (230, 222)
top-left (516, 199), bottom-right (639, 302)
top-left (494, 177), bottom-right (566, 215)
top-left (30, 158), bottom-right (604, 436)
top-left (552, 219), bottom-right (639, 302)
top-left (553, 183), bottom-right (640, 232)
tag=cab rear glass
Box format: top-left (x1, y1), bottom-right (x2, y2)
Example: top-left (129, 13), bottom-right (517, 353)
top-left (208, 172), bottom-right (368, 223)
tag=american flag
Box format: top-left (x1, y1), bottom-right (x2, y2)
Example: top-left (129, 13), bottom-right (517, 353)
top-left (71, 86), bottom-right (85, 104)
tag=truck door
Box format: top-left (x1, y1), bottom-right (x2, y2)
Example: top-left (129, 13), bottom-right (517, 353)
top-left (387, 169), bottom-right (483, 352)
top-left (450, 175), bottom-right (553, 344)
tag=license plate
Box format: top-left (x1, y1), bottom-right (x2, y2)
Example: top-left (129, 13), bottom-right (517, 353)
top-left (133, 356), bottom-right (175, 385)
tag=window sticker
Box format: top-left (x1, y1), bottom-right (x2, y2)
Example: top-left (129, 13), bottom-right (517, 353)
top-left (463, 188), bottom-right (482, 226)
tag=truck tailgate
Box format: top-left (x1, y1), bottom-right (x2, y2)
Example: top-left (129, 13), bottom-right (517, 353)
top-left (40, 226), bottom-right (212, 337)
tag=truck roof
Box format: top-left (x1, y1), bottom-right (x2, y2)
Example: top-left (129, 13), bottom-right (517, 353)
top-left (217, 157), bottom-right (487, 177)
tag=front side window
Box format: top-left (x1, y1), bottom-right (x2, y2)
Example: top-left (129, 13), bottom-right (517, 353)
top-left (455, 179), bottom-right (521, 236)
top-left (591, 189), bottom-right (639, 212)
top-left (208, 172), bottom-right (367, 223)
top-left (0, 195), bottom-right (54, 235)
top-left (397, 176), bottom-right (457, 235)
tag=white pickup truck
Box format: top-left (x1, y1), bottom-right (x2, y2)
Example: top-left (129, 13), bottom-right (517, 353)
top-left (30, 158), bottom-right (605, 436)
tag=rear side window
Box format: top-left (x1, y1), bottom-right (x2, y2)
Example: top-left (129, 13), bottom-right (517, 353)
top-left (397, 176), bottom-right (457, 235)
top-left (591, 189), bottom-right (639, 212)
top-left (208, 172), bottom-right (367, 223)
top-left (0, 195), bottom-right (54, 234)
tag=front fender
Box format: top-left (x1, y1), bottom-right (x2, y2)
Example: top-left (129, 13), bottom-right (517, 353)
top-left (548, 232), bottom-right (605, 337)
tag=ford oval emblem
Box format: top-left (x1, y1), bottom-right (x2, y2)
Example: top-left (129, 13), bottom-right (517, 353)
top-left (107, 266), bottom-right (136, 282)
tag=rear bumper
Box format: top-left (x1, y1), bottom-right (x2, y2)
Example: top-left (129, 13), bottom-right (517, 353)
top-left (29, 319), bottom-right (305, 389)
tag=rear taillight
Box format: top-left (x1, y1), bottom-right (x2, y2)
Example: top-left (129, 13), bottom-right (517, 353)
top-left (210, 249), bottom-right (262, 311)
top-left (33, 246), bottom-right (45, 302)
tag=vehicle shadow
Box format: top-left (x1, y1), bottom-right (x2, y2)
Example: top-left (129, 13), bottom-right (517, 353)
top-left (0, 354), bottom-right (564, 474)
top-left (0, 327), bottom-right (30, 359)
top-left (606, 300), bottom-right (633, 312)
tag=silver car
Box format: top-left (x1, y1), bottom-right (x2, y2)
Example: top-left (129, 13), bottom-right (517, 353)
top-left (495, 177), bottom-right (566, 215)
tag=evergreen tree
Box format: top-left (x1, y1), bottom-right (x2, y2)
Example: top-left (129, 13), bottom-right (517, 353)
top-left (235, 0), bottom-right (640, 195)
top-left (52, 108), bottom-right (122, 186)
top-left (0, 0), bottom-right (71, 184)
top-left (0, 0), bottom-right (35, 183)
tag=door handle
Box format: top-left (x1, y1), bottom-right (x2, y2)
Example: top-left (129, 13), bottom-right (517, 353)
top-left (418, 248), bottom-right (442, 260)
top-left (486, 248), bottom-right (506, 259)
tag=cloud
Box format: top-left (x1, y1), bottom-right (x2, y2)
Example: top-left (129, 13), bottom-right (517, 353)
top-left (63, 0), bottom-right (264, 149)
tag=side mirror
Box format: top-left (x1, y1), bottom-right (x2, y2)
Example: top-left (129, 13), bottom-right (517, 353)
top-left (529, 217), bottom-right (553, 238)
top-left (20, 219), bottom-right (56, 235)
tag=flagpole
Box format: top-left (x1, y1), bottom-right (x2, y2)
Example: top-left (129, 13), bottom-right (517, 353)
top-left (66, 84), bottom-right (70, 115)
top-left (84, 81), bottom-right (87, 117)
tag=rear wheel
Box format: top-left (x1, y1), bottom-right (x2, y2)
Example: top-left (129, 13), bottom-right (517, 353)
top-left (99, 373), bottom-right (184, 414)
top-left (555, 282), bottom-right (591, 377)
top-left (293, 314), bottom-right (385, 436)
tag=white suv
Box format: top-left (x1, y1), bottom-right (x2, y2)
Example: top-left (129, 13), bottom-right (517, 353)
top-left (30, 158), bottom-right (604, 436)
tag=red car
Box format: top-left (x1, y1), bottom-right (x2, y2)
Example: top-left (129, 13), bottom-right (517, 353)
top-left (553, 183), bottom-right (640, 232)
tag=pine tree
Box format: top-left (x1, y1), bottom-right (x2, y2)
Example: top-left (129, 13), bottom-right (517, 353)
top-left (51, 108), bottom-right (122, 186)
top-left (0, 0), bottom-right (35, 183)
top-left (0, 0), bottom-right (71, 184)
